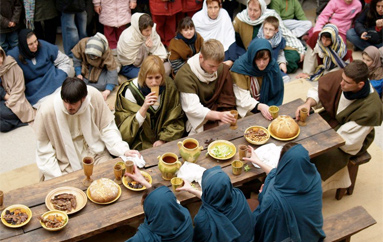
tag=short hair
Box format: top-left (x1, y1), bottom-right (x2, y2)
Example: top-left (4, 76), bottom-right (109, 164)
top-left (177, 16), bottom-right (195, 34)
top-left (137, 55), bottom-right (166, 87)
top-left (200, 39), bottom-right (225, 63)
top-left (141, 183), bottom-right (164, 205)
top-left (264, 16), bottom-right (279, 30)
top-left (138, 14), bottom-right (154, 32)
top-left (61, 77), bottom-right (88, 103)
top-left (320, 32), bottom-right (332, 39)
top-left (255, 49), bottom-right (271, 60)
top-left (343, 60), bottom-right (369, 84)
top-left (280, 142), bottom-right (298, 160)
top-left (206, 0), bottom-right (222, 7)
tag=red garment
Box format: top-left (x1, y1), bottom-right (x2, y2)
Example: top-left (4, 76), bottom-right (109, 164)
top-left (103, 25), bottom-right (126, 49)
top-left (152, 14), bottom-right (177, 47)
top-left (307, 28), bottom-right (346, 49)
top-left (150, 0), bottom-right (182, 15)
top-left (182, 0), bottom-right (202, 13)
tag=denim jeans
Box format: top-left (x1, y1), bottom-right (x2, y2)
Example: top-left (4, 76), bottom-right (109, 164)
top-left (0, 31), bottom-right (18, 53)
top-left (61, 11), bottom-right (87, 57)
top-left (346, 28), bottom-right (383, 50)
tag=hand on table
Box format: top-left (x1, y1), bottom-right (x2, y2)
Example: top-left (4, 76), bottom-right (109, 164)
top-left (243, 145), bottom-right (262, 167)
top-left (219, 111), bottom-right (236, 124)
top-left (124, 149), bottom-right (141, 158)
top-left (176, 180), bottom-right (193, 192)
top-left (258, 103), bottom-right (272, 120)
top-left (295, 103), bottom-right (312, 121)
top-left (153, 140), bottom-right (165, 147)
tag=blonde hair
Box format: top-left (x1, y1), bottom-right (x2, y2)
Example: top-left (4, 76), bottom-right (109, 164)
top-left (200, 39), bottom-right (225, 63)
top-left (137, 55), bottom-right (166, 87)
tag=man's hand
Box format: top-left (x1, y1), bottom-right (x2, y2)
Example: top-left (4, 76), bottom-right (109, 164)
top-left (279, 63), bottom-right (287, 73)
top-left (295, 101), bottom-right (313, 121)
top-left (258, 103), bottom-right (272, 120)
top-left (124, 149), bottom-right (141, 157)
top-left (296, 73), bottom-right (310, 79)
top-left (102, 90), bottom-right (111, 101)
top-left (153, 140), bottom-right (165, 147)
top-left (219, 111), bottom-right (236, 124)
top-left (94, 6), bottom-right (101, 14)
top-left (125, 164), bottom-right (152, 188)
top-left (8, 21), bottom-right (16, 28)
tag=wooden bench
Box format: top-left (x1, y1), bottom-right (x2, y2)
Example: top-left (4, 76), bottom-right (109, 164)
top-left (336, 152), bottom-right (371, 200)
top-left (323, 206), bottom-right (376, 242)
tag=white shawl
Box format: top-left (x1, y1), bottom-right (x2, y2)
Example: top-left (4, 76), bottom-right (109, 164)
top-left (187, 54), bottom-right (217, 83)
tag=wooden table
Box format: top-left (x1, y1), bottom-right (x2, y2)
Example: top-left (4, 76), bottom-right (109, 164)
top-left (0, 99), bottom-right (345, 242)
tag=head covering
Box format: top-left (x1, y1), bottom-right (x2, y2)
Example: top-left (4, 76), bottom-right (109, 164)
top-left (363, 46), bottom-right (383, 80)
top-left (18, 29), bottom-right (39, 59)
top-left (253, 144), bottom-right (325, 242)
top-left (231, 38), bottom-right (284, 106)
top-left (0, 47), bottom-right (17, 75)
top-left (127, 186), bottom-right (193, 242)
top-left (85, 32), bottom-right (107, 57)
top-left (193, 166), bottom-right (254, 242)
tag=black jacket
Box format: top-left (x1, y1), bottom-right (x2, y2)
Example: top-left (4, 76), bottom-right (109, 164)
top-left (56, 0), bottom-right (86, 13)
top-left (0, 0), bottom-right (23, 33)
top-left (354, 5), bottom-right (383, 44)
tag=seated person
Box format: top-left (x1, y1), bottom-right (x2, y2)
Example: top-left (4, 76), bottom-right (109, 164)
top-left (244, 143), bottom-right (326, 242)
top-left (231, 38), bottom-right (284, 120)
top-left (192, 0), bottom-right (245, 67)
top-left (178, 166), bottom-right (254, 242)
top-left (269, 0), bottom-right (312, 39)
top-left (0, 46), bottom-right (35, 132)
top-left (168, 16), bottom-right (204, 77)
top-left (363, 46), bottom-right (383, 97)
top-left (174, 39), bottom-right (236, 135)
top-left (8, 29), bottom-right (72, 108)
top-left (126, 167), bottom-right (193, 242)
top-left (295, 61), bottom-right (383, 191)
top-left (71, 32), bottom-right (118, 101)
top-left (114, 55), bottom-right (185, 151)
top-left (255, 16), bottom-right (289, 83)
top-left (298, 24), bottom-right (347, 81)
top-left (117, 13), bottom-right (170, 79)
top-left (34, 77), bottom-right (140, 180)
top-left (233, 0), bottom-right (305, 73)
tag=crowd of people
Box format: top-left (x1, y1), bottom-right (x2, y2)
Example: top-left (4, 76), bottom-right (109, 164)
top-left (1, 0), bottom-right (383, 241)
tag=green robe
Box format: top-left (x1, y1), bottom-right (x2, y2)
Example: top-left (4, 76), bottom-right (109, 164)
top-left (114, 77), bottom-right (185, 151)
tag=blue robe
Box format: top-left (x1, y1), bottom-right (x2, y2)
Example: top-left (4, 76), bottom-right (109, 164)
top-left (253, 144), bottom-right (326, 242)
top-left (8, 40), bottom-right (67, 105)
top-left (126, 186), bottom-right (193, 242)
top-left (194, 166), bottom-right (254, 242)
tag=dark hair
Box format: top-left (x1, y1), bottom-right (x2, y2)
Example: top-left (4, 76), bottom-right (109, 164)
top-left (264, 16), bottom-right (279, 30)
top-left (343, 60), bottom-right (369, 84)
top-left (61, 77), bottom-right (88, 103)
top-left (367, 0), bottom-right (383, 27)
top-left (255, 49), bottom-right (271, 60)
top-left (279, 142), bottom-right (299, 160)
top-left (19, 31), bottom-right (39, 65)
top-left (138, 14), bottom-right (154, 32)
top-left (141, 183), bottom-right (164, 205)
top-left (177, 16), bottom-right (195, 34)
top-left (320, 32), bottom-right (332, 39)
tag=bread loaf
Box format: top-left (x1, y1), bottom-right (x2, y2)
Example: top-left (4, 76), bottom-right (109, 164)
top-left (270, 115), bottom-right (299, 138)
top-left (89, 178), bottom-right (119, 203)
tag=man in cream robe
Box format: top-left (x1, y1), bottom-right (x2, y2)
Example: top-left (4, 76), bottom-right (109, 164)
top-left (34, 77), bottom-right (139, 180)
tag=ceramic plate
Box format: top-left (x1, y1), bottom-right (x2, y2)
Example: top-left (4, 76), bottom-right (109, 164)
top-left (45, 187), bottom-right (87, 215)
top-left (208, 140), bottom-right (236, 160)
top-left (268, 122), bottom-right (300, 141)
top-left (122, 171), bottom-right (153, 191)
top-left (40, 210), bottom-right (69, 231)
top-left (1, 204), bottom-right (32, 228)
top-left (86, 183), bottom-right (121, 205)
top-left (244, 126), bottom-right (270, 145)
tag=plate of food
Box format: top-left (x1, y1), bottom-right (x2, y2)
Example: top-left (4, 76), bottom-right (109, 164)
top-left (40, 210), bottom-right (69, 231)
top-left (244, 126), bottom-right (270, 145)
top-left (86, 178), bottom-right (121, 205)
top-left (1, 204), bottom-right (32, 228)
top-left (208, 140), bottom-right (236, 160)
top-left (268, 115), bottom-right (300, 141)
top-left (122, 171), bottom-right (153, 191)
top-left (45, 187), bottom-right (87, 215)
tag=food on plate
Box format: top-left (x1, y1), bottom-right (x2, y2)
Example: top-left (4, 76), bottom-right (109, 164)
top-left (50, 193), bottom-right (77, 212)
top-left (269, 115), bottom-right (299, 138)
top-left (210, 144), bottom-right (233, 158)
top-left (127, 173), bottom-right (151, 189)
top-left (89, 178), bottom-right (119, 203)
top-left (245, 127), bottom-right (269, 143)
top-left (3, 209), bottom-right (29, 225)
top-left (40, 214), bottom-right (66, 229)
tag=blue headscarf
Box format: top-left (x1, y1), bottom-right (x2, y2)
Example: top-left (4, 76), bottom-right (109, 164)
top-left (126, 186), bottom-right (193, 242)
top-left (231, 38), bottom-right (284, 106)
top-left (194, 166), bottom-right (254, 242)
top-left (253, 144), bottom-right (326, 242)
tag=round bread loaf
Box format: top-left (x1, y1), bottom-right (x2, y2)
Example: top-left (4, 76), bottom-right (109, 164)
top-left (270, 115), bottom-right (299, 138)
top-left (89, 178), bottom-right (119, 203)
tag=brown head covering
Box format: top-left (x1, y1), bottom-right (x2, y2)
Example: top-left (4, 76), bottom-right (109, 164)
top-left (363, 46), bottom-right (383, 80)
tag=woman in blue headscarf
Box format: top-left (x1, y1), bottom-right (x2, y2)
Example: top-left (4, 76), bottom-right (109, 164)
top-left (244, 143), bottom-right (326, 242)
top-left (178, 166), bottom-right (254, 242)
top-left (125, 166), bottom-right (193, 242)
top-left (230, 38), bottom-right (284, 120)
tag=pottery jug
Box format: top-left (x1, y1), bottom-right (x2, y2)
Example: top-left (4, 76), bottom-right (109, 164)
top-left (177, 138), bottom-right (203, 163)
top-left (158, 152), bottom-right (182, 180)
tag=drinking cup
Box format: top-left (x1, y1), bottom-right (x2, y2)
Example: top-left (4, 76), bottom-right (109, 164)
top-left (82, 157), bottom-right (94, 187)
top-left (171, 177), bottom-right (184, 192)
top-left (114, 163), bottom-right (123, 185)
top-left (238, 145), bottom-right (247, 161)
top-left (230, 110), bottom-right (239, 130)
top-left (232, 160), bottom-right (244, 176)
top-left (151, 86), bottom-right (160, 105)
top-left (269, 106), bottom-right (279, 119)
top-left (299, 108), bottom-right (308, 126)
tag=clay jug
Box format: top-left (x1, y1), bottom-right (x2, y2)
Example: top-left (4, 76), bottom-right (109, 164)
top-left (157, 152), bottom-right (182, 180)
top-left (177, 138), bottom-right (203, 163)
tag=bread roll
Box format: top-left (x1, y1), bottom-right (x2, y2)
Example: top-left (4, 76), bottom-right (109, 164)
top-left (270, 115), bottom-right (299, 138)
top-left (89, 178), bottom-right (119, 203)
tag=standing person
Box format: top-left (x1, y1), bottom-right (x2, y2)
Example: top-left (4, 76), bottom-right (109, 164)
top-left (244, 143), bottom-right (326, 242)
top-left (0, 0), bottom-right (23, 53)
top-left (71, 33), bottom-right (118, 101)
top-left (56, 0), bottom-right (88, 57)
top-left (34, 77), bottom-right (140, 180)
top-left (182, 0), bottom-right (203, 17)
top-left (93, 0), bottom-right (137, 52)
top-left (7, 29), bottom-right (72, 108)
top-left (0, 46), bottom-right (35, 132)
top-left (34, 0), bottom-right (59, 45)
top-left (231, 39), bottom-right (284, 119)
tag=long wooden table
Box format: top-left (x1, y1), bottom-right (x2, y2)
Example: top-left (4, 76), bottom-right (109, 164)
top-left (0, 99), bottom-right (345, 242)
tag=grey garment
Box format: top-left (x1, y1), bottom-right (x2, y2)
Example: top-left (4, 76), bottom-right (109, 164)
top-left (35, 0), bottom-right (58, 22)
top-left (83, 69), bottom-right (118, 91)
top-left (54, 50), bottom-right (72, 75)
top-left (282, 19), bottom-right (312, 38)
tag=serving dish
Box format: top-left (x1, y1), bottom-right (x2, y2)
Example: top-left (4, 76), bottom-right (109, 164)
top-left (207, 140), bottom-right (236, 160)
top-left (86, 183), bottom-right (121, 205)
top-left (45, 186), bottom-right (87, 215)
top-left (122, 171), bottom-right (153, 191)
top-left (40, 210), bottom-right (69, 231)
top-left (1, 204), bottom-right (32, 228)
top-left (244, 126), bottom-right (270, 145)
top-left (268, 122), bottom-right (300, 141)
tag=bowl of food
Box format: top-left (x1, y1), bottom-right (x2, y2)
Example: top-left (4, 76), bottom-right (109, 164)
top-left (1, 204), bottom-right (32, 228)
top-left (244, 126), bottom-right (270, 145)
top-left (208, 140), bottom-right (236, 160)
top-left (40, 210), bottom-right (68, 231)
top-left (122, 171), bottom-right (152, 191)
